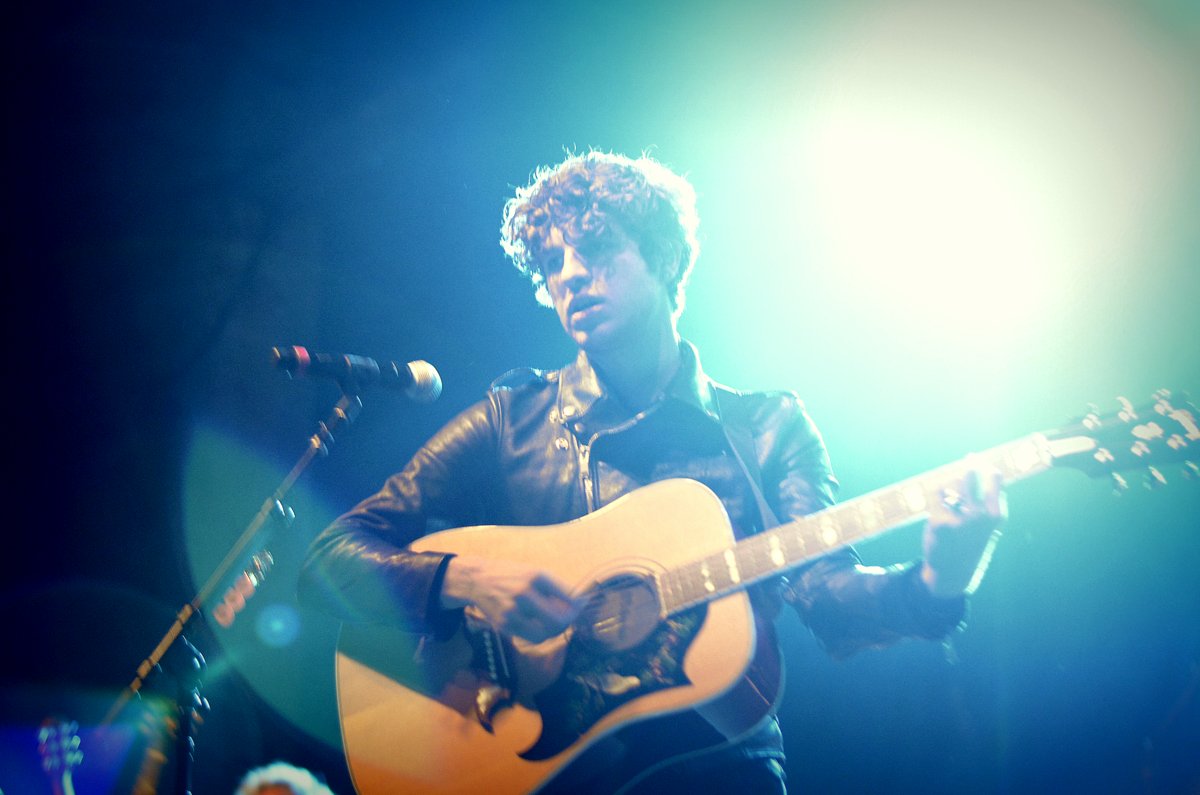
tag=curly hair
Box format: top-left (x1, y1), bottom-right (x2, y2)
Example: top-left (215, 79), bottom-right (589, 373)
top-left (500, 151), bottom-right (700, 319)
top-left (235, 761), bottom-right (335, 795)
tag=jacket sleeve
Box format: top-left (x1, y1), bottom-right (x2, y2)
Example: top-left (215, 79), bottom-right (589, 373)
top-left (297, 395), bottom-right (501, 633)
top-left (766, 394), bottom-right (966, 658)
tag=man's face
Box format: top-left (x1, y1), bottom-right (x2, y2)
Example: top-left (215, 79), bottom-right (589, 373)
top-left (540, 224), bottom-right (673, 354)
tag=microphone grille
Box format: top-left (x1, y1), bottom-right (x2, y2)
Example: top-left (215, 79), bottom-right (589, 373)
top-left (406, 360), bottom-right (443, 403)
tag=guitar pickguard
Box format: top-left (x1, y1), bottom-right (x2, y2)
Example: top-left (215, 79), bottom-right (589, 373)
top-left (519, 606), bottom-right (706, 761)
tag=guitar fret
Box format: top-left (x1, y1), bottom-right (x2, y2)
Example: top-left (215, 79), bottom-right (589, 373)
top-left (658, 569), bottom-right (678, 614)
top-left (996, 437), bottom-right (1035, 478)
top-left (675, 567), bottom-right (696, 609)
top-left (675, 566), bottom-right (699, 611)
top-left (857, 497), bottom-right (884, 533)
top-left (683, 554), bottom-right (723, 604)
top-left (817, 514), bottom-right (840, 548)
top-left (713, 551), bottom-right (736, 591)
top-left (737, 536), bottom-right (772, 584)
top-left (882, 487), bottom-right (915, 523)
top-left (679, 563), bottom-right (704, 605)
top-left (900, 481), bottom-right (928, 513)
top-left (768, 535), bottom-right (785, 568)
top-left (723, 549), bottom-right (741, 585)
top-left (789, 525), bottom-right (808, 560)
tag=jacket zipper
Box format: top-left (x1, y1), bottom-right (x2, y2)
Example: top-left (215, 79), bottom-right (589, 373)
top-left (576, 403), bottom-right (664, 512)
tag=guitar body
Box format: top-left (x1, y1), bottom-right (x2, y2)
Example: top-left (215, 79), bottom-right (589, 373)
top-left (336, 479), bottom-right (780, 794)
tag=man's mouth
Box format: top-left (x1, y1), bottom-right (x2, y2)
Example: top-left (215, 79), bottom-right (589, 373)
top-left (568, 295), bottom-right (604, 320)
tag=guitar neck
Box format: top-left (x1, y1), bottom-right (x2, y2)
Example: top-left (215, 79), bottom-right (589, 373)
top-left (657, 433), bottom-right (1065, 614)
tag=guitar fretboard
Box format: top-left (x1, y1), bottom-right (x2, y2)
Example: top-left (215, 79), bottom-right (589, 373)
top-left (657, 434), bottom-right (1055, 615)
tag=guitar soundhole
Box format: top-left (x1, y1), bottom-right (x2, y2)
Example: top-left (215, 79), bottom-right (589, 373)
top-left (577, 574), bottom-right (661, 652)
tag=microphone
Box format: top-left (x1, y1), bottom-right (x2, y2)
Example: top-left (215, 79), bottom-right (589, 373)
top-left (272, 346), bottom-right (442, 402)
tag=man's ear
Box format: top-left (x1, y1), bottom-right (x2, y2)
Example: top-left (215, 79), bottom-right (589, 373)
top-left (657, 241), bottom-right (684, 284)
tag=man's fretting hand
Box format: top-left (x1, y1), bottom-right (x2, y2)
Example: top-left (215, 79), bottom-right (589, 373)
top-left (921, 463), bottom-right (1007, 598)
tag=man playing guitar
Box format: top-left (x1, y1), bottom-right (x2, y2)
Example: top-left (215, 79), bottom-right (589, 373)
top-left (298, 150), bottom-right (1004, 794)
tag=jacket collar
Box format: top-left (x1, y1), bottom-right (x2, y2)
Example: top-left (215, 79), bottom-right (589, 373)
top-left (556, 339), bottom-right (722, 426)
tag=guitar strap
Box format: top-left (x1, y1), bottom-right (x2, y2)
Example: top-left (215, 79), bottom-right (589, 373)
top-left (713, 387), bottom-right (782, 533)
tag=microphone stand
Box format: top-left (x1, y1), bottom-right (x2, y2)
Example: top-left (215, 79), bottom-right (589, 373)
top-left (102, 391), bottom-right (364, 793)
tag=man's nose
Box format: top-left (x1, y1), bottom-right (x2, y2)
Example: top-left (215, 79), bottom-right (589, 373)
top-left (559, 246), bottom-right (591, 286)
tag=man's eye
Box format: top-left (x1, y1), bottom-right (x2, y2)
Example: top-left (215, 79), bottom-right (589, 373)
top-left (577, 234), bottom-right (616, 259)
top-left (539, 252), bottom-right (564, 276)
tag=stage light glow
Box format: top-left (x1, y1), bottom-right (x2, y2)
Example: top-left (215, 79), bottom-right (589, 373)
top-left (797, 104), bottom-right (1063, 337)
top-left (256, 602), bottom-right (302, 648)
top-left (677, 0), bottom-right (1199, 480)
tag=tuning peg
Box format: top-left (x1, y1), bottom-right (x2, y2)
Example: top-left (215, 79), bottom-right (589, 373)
top-left (1110, 472), bottom-right (1129, 494)
top-left (1143, 466), bottom-right (1167, 489)
top-left (1153, 388), bottom-right (1174, 408)
top-left (271, 500), bottom-right (295, 527)
top-left (1117, 396), bottom-right (1138, 423)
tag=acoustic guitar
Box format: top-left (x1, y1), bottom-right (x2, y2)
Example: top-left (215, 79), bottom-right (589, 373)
top-left (336, 391), bottom-right (1197, 794)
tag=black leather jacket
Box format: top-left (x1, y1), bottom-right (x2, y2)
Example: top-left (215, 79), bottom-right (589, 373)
top-left (299, 342), bottom-right (964, 657)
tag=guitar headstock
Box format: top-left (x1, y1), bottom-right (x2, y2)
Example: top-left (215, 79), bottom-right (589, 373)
top-left (1045, 390), bottom-right (1200, 486)
top-left (38, 717), bottom-right (82, 789)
